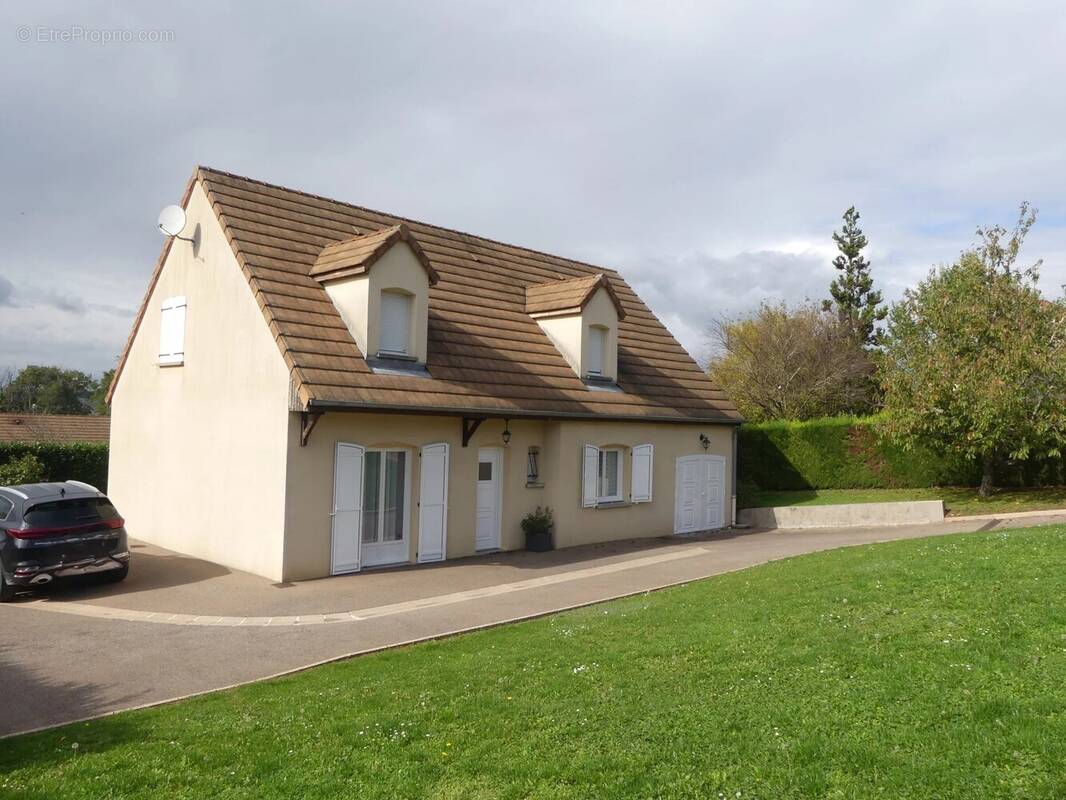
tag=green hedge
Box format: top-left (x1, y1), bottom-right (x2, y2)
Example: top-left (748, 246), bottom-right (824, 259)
top-left (0, 442), bottom-right (109, 490)
top-left (738, 416), bottom-right (1065, 491)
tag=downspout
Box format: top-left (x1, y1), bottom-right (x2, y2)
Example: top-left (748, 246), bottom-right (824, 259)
top-left (731, 425), bottom-right (739, 526)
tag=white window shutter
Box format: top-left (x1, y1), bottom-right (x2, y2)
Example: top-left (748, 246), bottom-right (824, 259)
top-left (379, 291), bottom-right (411, 355)
top-left (631, 443), bottom-right (653, 503)
top-left (582, 444), bottom-right (600, 507)
top-left (159, 296), bottom-right (186, 365)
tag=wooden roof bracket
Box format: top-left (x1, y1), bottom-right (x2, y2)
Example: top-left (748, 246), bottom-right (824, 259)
top-left (300, 410), bottom-right (323, 447)
top-left (461, 416), bottom-right (485, 447)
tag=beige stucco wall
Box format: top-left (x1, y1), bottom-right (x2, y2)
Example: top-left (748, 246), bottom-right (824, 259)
top-left (280, 410), bottom-right (733, 580)
top-left (281, 413), bottom-right (545, 580)
top-left (108, 182), bottom-right (293, 581)
top-left (542, 420), bottom-right (734, 548)
top-left (533, 286), bottom-right (619, 380)
top-left (322, 242), bottom-right (430, 363)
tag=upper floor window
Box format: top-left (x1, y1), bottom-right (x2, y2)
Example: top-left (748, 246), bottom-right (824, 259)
top-left (379, 290), bottom-right (412, 357)
top-left (159, 296), bottom-right (186, 366)
top-left (587, 325), bottom-right (607, 376)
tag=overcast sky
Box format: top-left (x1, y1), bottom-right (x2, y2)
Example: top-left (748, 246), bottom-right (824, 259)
top-left (2, 1), bottom-right (1065, 377)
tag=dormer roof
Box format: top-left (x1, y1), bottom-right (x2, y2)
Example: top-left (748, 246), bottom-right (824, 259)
top-left (310, 223), bottom-right (440, 285)
top-left (525, 273), bottom-right (626, 320)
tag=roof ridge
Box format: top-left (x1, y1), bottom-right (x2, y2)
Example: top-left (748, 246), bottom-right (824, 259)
top-left (196, 165), bottom-right (621, 277)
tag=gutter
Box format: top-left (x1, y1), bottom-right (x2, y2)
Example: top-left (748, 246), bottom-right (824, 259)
top-left (731, 425), bottom-right (739, 526)
top-left (304, 398), bottom-right (745, 427)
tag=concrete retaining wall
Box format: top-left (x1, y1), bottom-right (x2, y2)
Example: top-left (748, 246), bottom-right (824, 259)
top-left (738, 500), bottom-right (944, 530)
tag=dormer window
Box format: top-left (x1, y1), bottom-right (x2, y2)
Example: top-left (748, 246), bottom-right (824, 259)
top-left (310, 224), bottom-right (439, 368)
top-left (379, 290), bottom-right (412, 357)
top-left (525, 273), bottom-right (625, 384)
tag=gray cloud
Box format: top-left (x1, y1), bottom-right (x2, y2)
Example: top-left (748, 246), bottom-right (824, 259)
top-left (1, 1), bottom-right (1064, 374)
top-left (0, 275), bottom-right (13, 306)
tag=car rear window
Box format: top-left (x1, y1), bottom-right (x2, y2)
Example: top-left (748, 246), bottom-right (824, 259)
top-left (23, 497), bottom-right (121, 528)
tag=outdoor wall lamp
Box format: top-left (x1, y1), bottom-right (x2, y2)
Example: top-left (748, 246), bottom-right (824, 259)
top-left (699, 433), bottom-right (710, 450)
top-left (502, 419), bottom-right (512, 445)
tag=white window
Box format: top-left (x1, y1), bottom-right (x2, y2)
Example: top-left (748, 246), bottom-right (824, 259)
top-left (587, 325), bottom-right (606, 376)
top-left (631, 443), bottom-right (653, 503)
top-left (159, 296), bottom-right (186, 366)
top-left (598, 448), bottom-right (622, 502)
top-left (379, 290), bottom-right (412, 356)
top-left (582, 444), bottom-right (623, 506)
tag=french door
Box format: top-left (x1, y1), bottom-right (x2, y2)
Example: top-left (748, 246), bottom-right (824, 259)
top-left (360, 449), bottom-right (410, 567)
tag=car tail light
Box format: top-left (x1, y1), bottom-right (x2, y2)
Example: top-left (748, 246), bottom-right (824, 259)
top-left (9, 517), bottom-right (124, 540)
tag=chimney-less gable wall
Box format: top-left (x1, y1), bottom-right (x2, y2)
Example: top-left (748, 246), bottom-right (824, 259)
top-left (108, 182), bottom-right (292, 581)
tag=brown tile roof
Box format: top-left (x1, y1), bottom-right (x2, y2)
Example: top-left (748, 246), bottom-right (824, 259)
top-left (310, 223), bottom-right (440, 285)
top-left (0, 413), bottom-right (110, 443)
top-left (111, 167), bottom-right (741, 423)
top-left (525, 273), bottom-right (626, 319)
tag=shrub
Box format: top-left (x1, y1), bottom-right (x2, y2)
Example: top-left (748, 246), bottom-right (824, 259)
top-left (521, 506), bottom-right (554, 536)
top-left (739, 415), bottom-right (1062, 491)
top-left (0, 442), bottom-right (109, 490)
top-left (0, 453), bottom-right (46, 486)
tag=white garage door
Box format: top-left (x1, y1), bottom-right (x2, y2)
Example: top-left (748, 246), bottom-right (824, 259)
top-left (674, 455), bottom-right (726, 534)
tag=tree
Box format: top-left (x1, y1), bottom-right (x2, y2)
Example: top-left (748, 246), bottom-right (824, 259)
top-left (824, 206), bottom-right (886, 345)
top-left (90, 368), bottom-right (115, 416)
top-left (879, 245), bottom-right (1066, 496)
top-left (975, 201), bottom-right (1042, 277)
top-left (707, 301), bottom-right (878, 422)
top-left (0, 365), bottom-right (96, 414)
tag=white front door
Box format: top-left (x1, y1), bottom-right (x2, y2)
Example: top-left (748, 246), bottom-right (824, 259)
top-left (331, 443), bottom-right (365, 574)
top-left (674, 455), bottom-right (726, 534)
top-left (417, 443), bottom-right (449, 563)
top-left (475, 447), bottom-right (502, 550)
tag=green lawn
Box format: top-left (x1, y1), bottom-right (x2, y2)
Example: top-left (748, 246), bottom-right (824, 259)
top-left (740, 485), bottom-right (1066, 516)
top-left (5, 526), bottom-right (1066, 799)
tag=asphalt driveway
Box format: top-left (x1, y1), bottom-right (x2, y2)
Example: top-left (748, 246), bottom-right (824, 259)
top-left (1, 510), bottom-right (1064, 738)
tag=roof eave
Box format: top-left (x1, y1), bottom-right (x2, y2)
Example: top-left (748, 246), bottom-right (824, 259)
top-left (303, 398), bottom-right (743, 426)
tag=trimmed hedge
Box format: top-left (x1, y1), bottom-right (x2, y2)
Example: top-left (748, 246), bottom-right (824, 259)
top-left (0, 442), bottom-right (109, 490)
top-left (739, 416), bottom-right (1065, 491)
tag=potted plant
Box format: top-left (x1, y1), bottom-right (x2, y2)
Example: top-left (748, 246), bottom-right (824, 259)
top-left (521, 506), bottom-right (554, 552)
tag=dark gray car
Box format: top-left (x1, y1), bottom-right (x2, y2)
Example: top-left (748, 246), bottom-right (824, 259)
top-left (0, 481), bottom-right (130, 601)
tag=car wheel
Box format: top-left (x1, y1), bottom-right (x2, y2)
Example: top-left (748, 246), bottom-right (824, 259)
top-left (0, 572), bottom-right (16, 602)
top-left (101, 564), bottom-right (129, 584)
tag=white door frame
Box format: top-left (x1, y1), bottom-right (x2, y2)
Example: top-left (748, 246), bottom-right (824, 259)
top-left (331, 442), bottom-right (364, 575)
top-left (417, 442), bottom-right (450, 563)
top-left (475, 447), bottom-right (503, 551)
top-left (673, 454), bottom-right (726, 535)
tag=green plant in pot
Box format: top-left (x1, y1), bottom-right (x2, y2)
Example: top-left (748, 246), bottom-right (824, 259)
top-left (521, 506), bottom-right (554, 552)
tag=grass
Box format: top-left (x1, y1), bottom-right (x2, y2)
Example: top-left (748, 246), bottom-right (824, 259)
top-left (740, 485), bottom-right (1066, 516)
top-left (5, 525), bottom-right (1066, 798)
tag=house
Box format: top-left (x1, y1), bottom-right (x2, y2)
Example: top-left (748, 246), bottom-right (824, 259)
top-left (106, 167), bottom-right (742, 582)
top-left (0, 412), bottom-right (110, 443)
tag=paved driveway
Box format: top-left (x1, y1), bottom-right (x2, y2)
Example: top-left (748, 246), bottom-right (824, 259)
top-left (1, 511), bottom-right (1063, 738)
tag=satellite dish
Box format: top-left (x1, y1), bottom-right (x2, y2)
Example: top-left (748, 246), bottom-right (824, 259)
top-left (158, 205), bottom-right (187, 237)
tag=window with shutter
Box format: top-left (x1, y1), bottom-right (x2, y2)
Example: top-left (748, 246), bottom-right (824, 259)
top-left (379, 290), bottom-right (412, 356)
top-left (159, 296), bottom-right (187, 366)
